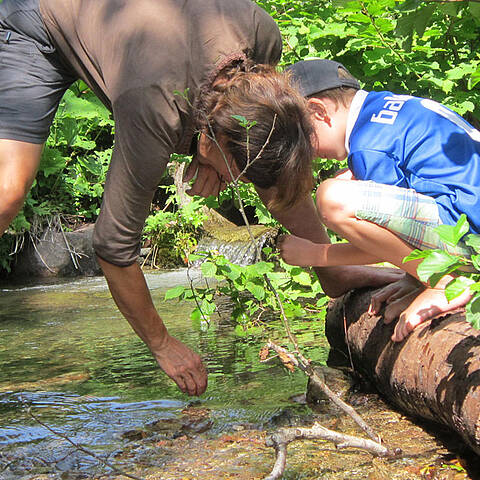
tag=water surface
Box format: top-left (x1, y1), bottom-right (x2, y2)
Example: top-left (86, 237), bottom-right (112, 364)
top-left (0, 270), bottom-right (329, 476)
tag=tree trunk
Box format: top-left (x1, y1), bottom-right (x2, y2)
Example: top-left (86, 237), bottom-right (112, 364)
top-left (325, 288), bottom-right (480, 455)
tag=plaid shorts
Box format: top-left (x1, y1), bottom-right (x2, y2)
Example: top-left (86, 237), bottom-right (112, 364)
top-left (354, 181), bottom-right (473, 257)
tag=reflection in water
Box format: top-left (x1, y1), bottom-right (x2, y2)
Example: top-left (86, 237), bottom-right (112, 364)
top-left (0, 269), bottom-right (329, 476)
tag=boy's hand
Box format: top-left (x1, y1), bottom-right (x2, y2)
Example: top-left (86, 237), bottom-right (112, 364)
top-left (277, 234), bottom-right (323, 267)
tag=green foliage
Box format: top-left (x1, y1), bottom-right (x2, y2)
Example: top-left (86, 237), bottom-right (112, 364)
top-left (257, 0), bottom-right (480, 184)
top-left (165, 247), bottom-right (328, 334)
top-left (404, 215), bottom-right (480, 329)
top-left (143, 189), bottom-right (207, 267)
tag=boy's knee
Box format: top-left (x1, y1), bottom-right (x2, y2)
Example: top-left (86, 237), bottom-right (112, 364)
top-left (315, 179), bottom-right (351, 228)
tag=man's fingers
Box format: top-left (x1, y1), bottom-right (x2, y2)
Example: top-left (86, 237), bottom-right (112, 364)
top-left (369, 285), bottom-right (396, 314)
top-left (182, 372), bottom-right (198, 396)
top-left (189, 363), bottom-right (208, 396)
top-left (183, 158), bottom-right (199, 183)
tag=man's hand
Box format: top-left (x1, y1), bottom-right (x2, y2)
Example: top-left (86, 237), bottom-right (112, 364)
top-left (183, 156), bottom-right (227, 198)
top-left (153, 333), bottom-right (208, 396)
top-left (97, 257), bottom-right (207, 396)
top-left (368, 274), bottom-right (423, 316)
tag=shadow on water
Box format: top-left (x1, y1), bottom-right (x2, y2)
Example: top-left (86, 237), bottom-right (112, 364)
top-left (0, 269), bottom-right (329, 477)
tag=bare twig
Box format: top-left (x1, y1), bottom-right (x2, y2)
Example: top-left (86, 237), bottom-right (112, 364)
top-left (266, 341), bottom-right (382, 444)
top-left (264, 423), bottom-right (400, 480)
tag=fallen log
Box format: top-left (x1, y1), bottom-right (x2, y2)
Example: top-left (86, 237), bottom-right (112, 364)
top-left (325, 288), bottom-right (480, 455)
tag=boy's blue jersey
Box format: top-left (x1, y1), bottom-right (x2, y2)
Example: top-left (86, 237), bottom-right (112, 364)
top-left (348, 91), bottom-right (480, 234)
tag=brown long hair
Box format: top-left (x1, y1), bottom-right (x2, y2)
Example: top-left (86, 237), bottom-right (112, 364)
top-left (197, 62), bottom-right (315, 211)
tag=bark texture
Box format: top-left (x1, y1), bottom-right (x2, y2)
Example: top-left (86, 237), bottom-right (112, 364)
top-left (326, 288), bottom-right (480, 455)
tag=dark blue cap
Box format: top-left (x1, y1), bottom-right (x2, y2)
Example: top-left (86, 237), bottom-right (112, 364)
top-left (286, 59), bottom-right (360, 97)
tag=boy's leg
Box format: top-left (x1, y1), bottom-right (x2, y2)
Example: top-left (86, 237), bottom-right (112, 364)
top-left (316, 178), bottom-right (473, 341)
top-left (0, 140), bottom-right (43, 235)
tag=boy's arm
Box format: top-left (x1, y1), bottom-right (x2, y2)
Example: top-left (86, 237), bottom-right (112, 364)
top-left (255, 186), bottom-right (404, 298)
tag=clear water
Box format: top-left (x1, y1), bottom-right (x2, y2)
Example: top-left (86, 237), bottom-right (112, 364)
top-left (0, 269), bottom-right (329, 476)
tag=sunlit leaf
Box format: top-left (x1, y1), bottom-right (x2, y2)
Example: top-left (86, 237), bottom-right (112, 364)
top-left (246, 281), bottom-right (265, 300)
top-left (445, 277), bottom-right (472, 302)
top-left (201, 261), bottom-right (217, 278)
top-left (165, 285), bottom-right (186, 300)
top-left (416, 251), bottom-right (459, 283)
top-left (465, 234), bottom-right (480, 253)
top-left (466, 295), bottom-right (480, 330)
top-left (435, 214), bottom-right (469, 247)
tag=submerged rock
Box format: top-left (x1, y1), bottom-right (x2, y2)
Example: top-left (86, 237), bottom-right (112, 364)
top-left (306, 365), bottom-right (354, 414)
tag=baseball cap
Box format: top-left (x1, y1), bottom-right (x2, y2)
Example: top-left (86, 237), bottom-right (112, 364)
top-left (286, 59), bottom-right (360, 97)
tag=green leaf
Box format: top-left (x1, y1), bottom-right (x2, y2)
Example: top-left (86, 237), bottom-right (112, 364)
top-left (201, 298), bottom-right (216, 316)
top-left (465, 234), bottom-right (480, 253)
top-left (414, 4), bottom-right (435, 38)
top-left (435, 214), bottom-right (469, 247)
top-left (444, 276), bottom-right (472, 302)
top-left (250, 261), bottom-right (273, 275)
top-left (416, 251), bottom-right (459, 283)
top-left (469, 2), bottom-right (480, 21)
top-left (187, 253), bottom-right (206, 262)
top-left (201, 261), bottom-right (217, 278)
top-left (165, 285), bottom-right (186, 300)
top-left (438, 2), bottom-right (459, 16)
top-left (470, 282), bottom-right (480, 293)
top-left (471, 255), bottom-right (480, 272)
top-left (246, 281), bottom-right (265, 300)
top-left (40, 147), bottom-right (66, 177)
top-left (224, 264), bottom-right (242, 281)
top-left (234, 324), bottom-right (248, 337)
top-left (231, 114), bottom-right (247, 125)
top-left (466, 295), bottom-right (480, 330)
top-left (292, 270), bottom-right (312, 286)
top-left (190, 308), bottom-right (202, 326)
top-left (469, 69), bottom-right (480, 90)
top-left (403, 249), bottom-right (433, 262)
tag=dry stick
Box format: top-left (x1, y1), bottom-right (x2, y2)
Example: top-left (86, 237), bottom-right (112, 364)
top-left (23, 404), bottom-right (145, 480)
top-left (267, 341), bottom-right (383, 445)
top-left (264, 343), bottom-right (400, 480)
top-left (264, 423), bottom-right (399, 480)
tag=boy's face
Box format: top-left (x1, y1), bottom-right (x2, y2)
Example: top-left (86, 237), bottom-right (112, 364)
top-left (308, 97), bottom-right (349, 161)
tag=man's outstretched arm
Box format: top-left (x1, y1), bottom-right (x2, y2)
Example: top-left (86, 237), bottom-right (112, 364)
top-left (97, 256), bottom-right (208, 396)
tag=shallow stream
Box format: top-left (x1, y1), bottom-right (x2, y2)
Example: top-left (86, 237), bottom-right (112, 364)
top-left (0, 270), bottom-right (478, 479)
top-left (0, 270), bottom-right (328, 478)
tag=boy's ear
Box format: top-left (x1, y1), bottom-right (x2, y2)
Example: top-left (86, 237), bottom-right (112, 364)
top-left (307, 97), bottom-right (329, 121)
